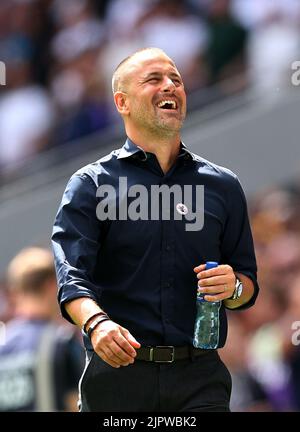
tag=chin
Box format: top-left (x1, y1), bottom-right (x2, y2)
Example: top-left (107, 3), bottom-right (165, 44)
top-left (160, 119), bottom-right (183, 132)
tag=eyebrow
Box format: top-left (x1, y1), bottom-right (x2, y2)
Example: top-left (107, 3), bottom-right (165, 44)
top-left (143, 71), bottom-right (182, 81)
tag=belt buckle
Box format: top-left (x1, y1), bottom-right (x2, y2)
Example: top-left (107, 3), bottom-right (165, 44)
top-left (150, 346), bottom-right (175, 363)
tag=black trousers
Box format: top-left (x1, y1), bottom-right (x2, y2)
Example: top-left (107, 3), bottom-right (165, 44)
top-left (79, 349), bottom-right (232, 412)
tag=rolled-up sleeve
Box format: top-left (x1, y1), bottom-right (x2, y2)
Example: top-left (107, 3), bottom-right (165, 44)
top-left (221, 176), bottom-right (259, 310)
top-left (52, 173), bottom-right (101, 323)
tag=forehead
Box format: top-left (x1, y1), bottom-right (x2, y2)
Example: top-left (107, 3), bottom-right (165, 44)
top-left (126, 52), bottom-right (181, 79)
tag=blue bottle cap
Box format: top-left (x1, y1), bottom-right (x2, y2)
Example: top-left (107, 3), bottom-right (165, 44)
top-left (205, 261), bottom-right (218, 269)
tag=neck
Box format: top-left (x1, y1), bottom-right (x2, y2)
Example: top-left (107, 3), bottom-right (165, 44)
top-left (126, 126), bottom-right (181, 173)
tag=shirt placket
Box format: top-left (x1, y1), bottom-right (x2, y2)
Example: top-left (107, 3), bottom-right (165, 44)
top-left (159, 174), bottom-right (176, 343)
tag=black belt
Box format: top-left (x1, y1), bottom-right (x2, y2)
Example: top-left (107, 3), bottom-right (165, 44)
top-left (135, 346), bottom-right (214, 363)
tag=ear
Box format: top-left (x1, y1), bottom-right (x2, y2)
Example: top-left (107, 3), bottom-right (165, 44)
top-left (114, 91), bottom-right (130, 116)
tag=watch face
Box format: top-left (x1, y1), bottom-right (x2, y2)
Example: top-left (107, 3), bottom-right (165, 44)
top-left (236, 282), bottom-right (243, 298)
top-left (231, 278), bottom-right (243, 300)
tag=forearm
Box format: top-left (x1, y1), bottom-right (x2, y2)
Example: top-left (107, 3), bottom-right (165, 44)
top-left (223, 272), bottom-right (255, 309)
top-left (64, 297), bottom-right (105, 329)
top-left (65, 297), bottom-right (141, 369)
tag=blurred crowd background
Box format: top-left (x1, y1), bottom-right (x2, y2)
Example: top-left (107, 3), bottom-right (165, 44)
top-left (1, 0), bottom-right (300, 412)
top-left (1, 0), bottom-right (300, 178)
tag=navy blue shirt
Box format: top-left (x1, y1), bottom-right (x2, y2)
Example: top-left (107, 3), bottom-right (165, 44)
top-left (52, 139), bottom-right (259, 348)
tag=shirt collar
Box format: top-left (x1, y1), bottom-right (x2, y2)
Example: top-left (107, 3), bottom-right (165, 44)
top-left (178, 142), bottom-right (196, 161)
top-left (117, 138), bottom-right (195, 161)
top-left (117, 138), bottom-right (147, 160)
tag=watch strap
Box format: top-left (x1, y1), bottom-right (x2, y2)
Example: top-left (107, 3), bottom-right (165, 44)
top-left (228, 277), bottom-right (242, 300)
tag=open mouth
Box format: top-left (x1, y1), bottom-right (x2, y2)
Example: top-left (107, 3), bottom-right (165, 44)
top-left (156, 100), bottom-right (178, 110)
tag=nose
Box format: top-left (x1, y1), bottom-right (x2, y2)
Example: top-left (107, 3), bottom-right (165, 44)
top-left (162, 76), bottom-right (176, 92)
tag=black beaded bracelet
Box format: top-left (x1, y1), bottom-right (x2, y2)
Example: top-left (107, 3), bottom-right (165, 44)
top-left (87, 315), bottom-right (111, 340)
top-left (82, 312), bottom-right (103, 334)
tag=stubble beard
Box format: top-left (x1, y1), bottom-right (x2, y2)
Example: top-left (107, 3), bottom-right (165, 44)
top-left (136, 104), bottom-right (186, 139)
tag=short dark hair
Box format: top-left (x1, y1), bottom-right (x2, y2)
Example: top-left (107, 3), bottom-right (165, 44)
top-left (112, 47), bottom-right (170, 93)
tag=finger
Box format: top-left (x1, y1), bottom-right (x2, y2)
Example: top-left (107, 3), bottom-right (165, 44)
top-left (198, 276), bottom-right (228, 287)
top-left (109, 340), bottom-right (136, 364)
top-left (201, 264), bottom-right (235, 278)
top-left (126, 332), bottom-right (141, 349)
top-left (197, 267), bottom-right (230, 279)
top-left (202, 292), bottom-right (228, 302)
top-left (193, 264), bottom-right (206, 273)
top-left (119, 328), bottom-right (141, 355)
top-left (198, 284), bottom-right (227, 296)
top-left (96, 349), bottom-right (121, 368)
top-left (101, 343), bottom-right (133, 366)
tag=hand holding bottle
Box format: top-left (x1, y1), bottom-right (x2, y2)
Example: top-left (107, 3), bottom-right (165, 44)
top-left (194, 262), bottom-right (236, 301)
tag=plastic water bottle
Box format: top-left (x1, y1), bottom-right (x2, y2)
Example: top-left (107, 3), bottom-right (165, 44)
top-left (193, 261), bottom-right (221, 349)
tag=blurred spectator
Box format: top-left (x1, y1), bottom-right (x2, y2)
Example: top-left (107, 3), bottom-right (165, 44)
top-left (0, 247), bottom-right (84, 411)
top-left (0, 279), bottom-right (11, 324)
top-left (263, 272), bottom-right (300, 411)
top-left (0, 34), bottom-right (54, 174)
top-left (104, 0), bottom-right (155, 40)
top-left (49, 0), bottom-right (112, 144)
top-left (231, 0), bottom-right (300, 92)
top-left (241, 183), bottom-right (300, 411)
top-left (0, 0), bottom-right (299, 179)
top-left (287, 274), bottom-right (300, 410)
top-left (245, 270), bottom-right (300, 411)
top-left (219, 315), bottom-right (271, 411)
top-left (204, 0), bottom-right (248, 88)
top-left (247, 321), bottom-right (295, 411)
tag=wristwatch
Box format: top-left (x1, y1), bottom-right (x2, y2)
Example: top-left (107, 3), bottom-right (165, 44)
top-left (229, 276), bottom-right (243, 300)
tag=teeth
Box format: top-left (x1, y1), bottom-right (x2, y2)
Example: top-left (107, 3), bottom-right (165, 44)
top-left (157, 100), bottom-right (177, 109)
